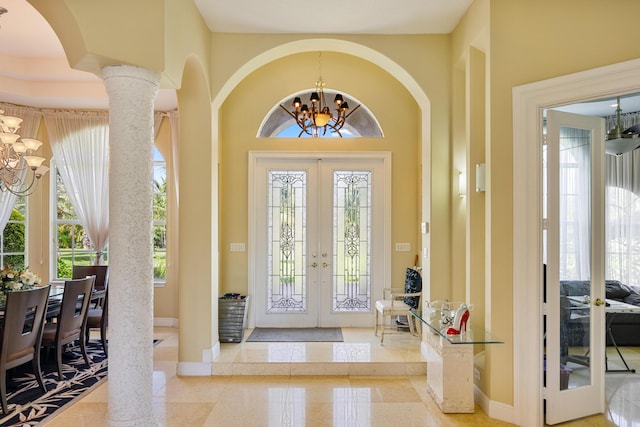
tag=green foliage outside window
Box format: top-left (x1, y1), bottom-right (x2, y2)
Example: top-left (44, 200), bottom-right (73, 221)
top-left (2, 208), bottom-right (26, 270)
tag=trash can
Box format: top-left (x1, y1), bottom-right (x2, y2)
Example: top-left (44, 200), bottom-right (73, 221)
top-left (218, 294), bottom-right (249, 343)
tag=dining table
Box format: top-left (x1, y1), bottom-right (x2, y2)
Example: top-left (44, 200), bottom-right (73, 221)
top-left (0, 283), bottom-right (106, 321)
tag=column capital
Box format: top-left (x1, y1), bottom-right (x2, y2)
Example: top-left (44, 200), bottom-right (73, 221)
top-left (102, 64), bottom-right (160, 87)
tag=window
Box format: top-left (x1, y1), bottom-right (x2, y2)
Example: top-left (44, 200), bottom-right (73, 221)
top-left (257, 91), bottom-right (382, 138)
top-left (53, 146), bottom-right (168, 282)
top-left (153, 147), bottom-right (167, 283)
top-left (1, 196), bottom-right (26, 270)
top-left (54, 169), bottom-right (98, 279)
top-left (606, 186), bottom-right (640, 286)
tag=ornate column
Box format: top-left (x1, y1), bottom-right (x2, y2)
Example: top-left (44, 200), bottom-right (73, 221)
top-left (103, 64), bottom-right (159, 427)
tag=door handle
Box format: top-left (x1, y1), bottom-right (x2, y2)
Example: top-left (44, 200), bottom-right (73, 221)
top-left (322, 262), bottom-right (329, 268)
top-left (594, 298), bottom-right (605, 307)
top-left (311, 262), bottom-right (318, 268)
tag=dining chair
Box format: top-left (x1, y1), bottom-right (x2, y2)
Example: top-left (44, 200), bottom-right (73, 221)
top-left (85, 287), bottom-right (108, 356)
top-left (72, 264), bottom-right (108, 308)
top-left (0, 285), bottom-right (50, 414)
top-left (41, 276), bottom-right (95, 380)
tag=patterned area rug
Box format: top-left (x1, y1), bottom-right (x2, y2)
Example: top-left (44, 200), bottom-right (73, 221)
top-left (246, 327), bottom-right (343, 342)
top-left (0, 342), bottom-right (107, 426)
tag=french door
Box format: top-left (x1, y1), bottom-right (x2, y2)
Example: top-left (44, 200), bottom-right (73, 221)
top-left (249, 152), bottom-right (389, 328)
top-left (544, 110), bottom-right (606, 424)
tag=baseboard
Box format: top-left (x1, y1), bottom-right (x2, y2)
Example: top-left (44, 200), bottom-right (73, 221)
top-left (474, 385), bottom-right (515, 424)
top-left (177, 361), bottom-right (212, 376)
top-left (154, 317), bottom-right (179, 327)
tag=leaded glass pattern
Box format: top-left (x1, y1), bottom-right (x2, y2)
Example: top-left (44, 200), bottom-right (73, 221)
top-left (333, 171), bottom-right (372, 312)
top-left (267, 170), bottom-right (307, 312)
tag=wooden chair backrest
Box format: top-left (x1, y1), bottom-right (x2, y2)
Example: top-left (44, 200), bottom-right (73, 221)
top-left (72, 265), bottom-right (108, 292)
top-left (1, 285), bottom-right (50, 368)
top-left (57, 276), bottom-right (95, 337)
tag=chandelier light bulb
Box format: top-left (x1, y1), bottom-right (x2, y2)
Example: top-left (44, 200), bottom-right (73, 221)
top-left (21, 138), bottom-right (43, 152)
top-left (12, 141), bottom-right (26, 154)
top-left (24, 155), bottom-right (45, 169)
top-left (0, 132), bottom-right (20, 144)
top-left (0, 116), bottom-right (22, 132)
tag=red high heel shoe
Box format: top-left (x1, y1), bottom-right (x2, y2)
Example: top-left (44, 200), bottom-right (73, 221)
top-left (446, 304), bottom-right (469, 335)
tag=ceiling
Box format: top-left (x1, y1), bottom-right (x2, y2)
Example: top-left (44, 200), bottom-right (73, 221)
top-left (193, 0), bottom-right (473, 35)
top-left (0, 0), bottom-right (637, 118)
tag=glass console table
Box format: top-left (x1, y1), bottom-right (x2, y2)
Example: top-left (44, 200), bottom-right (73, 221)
top-left (410, 302), bottom-right (503, 414)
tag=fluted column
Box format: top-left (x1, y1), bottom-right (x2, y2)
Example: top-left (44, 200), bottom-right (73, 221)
top-left (103, 65), bottom-right (160, 427)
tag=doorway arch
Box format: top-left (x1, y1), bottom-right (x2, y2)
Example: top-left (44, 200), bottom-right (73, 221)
top-left (210, 38), bottom-right (433, 330)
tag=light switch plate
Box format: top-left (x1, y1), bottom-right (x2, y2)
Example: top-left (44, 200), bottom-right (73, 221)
top-left (395, 243), bottom-right (411, 252)
top-left (230, 243), bottom-right (245, 252)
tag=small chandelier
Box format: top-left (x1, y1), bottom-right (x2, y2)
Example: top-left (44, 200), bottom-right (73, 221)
top-left (280, 52), bottom-right (360, 138)
top-left (605, 96), bottom-right (640, 156)
top-left (0, 110), bottom-right (49, 196)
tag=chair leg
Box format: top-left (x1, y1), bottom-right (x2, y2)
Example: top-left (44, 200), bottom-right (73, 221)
top-left (380, 314), bottom-right (385, 344)
top-left (56, 343), bottom-right (64, 380)
top-left (100, 325), bottom-right (108, 357)
top-left (374, 310), bottom-right (379, 336)
top-left (79, 334), bottom-right (91, 367)
top-left (0, 369), bottom-right (7, 415)
top-left (31, 355), bottom-right (47, 393)
top-left (407, 315), bottom-right (415, 336)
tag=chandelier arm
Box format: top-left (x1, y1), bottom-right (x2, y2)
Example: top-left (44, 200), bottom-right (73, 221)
top-left (343, 104), bottom-right (361, 120)
top-left (324, 122), bottom-right (344, 138)
top-left (279, 104), bottom-right (298, 120)
top-left (0, 171), bottom-right (38, 197)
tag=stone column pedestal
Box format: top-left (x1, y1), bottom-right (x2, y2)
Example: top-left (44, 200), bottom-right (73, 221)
top-left (425, 330), bottom-right (475, 413)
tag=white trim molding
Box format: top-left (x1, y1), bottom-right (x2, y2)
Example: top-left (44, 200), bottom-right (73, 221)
top-left (153, 317), bottom-right (179, 327)
top-left (512, 58), bottom-right (640, 426)
top-left (176, 342), bottom-right (220, 376)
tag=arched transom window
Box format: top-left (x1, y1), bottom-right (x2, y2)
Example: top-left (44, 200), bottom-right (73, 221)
top-left (258, 89), bottom-right (383, 138)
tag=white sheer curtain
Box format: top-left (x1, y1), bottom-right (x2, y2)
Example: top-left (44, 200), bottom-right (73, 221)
top-left (559, 127), bottom-right (592, 280)
top-left (606, 150), bottom-right (640, 286)
top-left (43, 110), bottom-right (110, 264)
top-left (0, 103), bottom-right (42, 232)
top-left (168, 111), bottom-right (179, 207)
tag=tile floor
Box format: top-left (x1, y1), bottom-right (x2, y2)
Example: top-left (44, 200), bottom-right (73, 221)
top-left (42, 327), bottom-right (640, 426)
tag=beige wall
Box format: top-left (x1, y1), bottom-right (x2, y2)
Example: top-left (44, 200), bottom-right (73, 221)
top-left (219, 51), bottom-right (421, 296)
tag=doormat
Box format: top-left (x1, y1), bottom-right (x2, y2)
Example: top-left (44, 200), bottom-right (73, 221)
top-left (246, 327), bottom-right (343, 342)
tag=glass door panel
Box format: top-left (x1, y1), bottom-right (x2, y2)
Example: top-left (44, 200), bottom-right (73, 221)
top-left (332, 170), bottom-right (372, 312)
top-left (545, 110), bottom-right (606, 424)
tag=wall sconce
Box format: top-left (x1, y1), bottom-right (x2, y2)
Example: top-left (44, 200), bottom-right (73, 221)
top-left (476, 163), bottom-right (486, 192)
top-left (458, 170), bottom-right (466, 197)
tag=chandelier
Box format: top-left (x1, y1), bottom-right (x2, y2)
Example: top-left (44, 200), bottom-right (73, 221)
top-left (0, 110), bottom-right (49, 196)
top-left (605, 96), bottom-right (640, 155)
top-left (280, 52), bottom-right (360, 138)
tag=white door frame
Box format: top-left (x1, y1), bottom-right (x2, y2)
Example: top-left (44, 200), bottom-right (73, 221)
top-left (513, 59), bottom-right (640, 426)
top-left (247, 150), bottom-right (392, 329)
